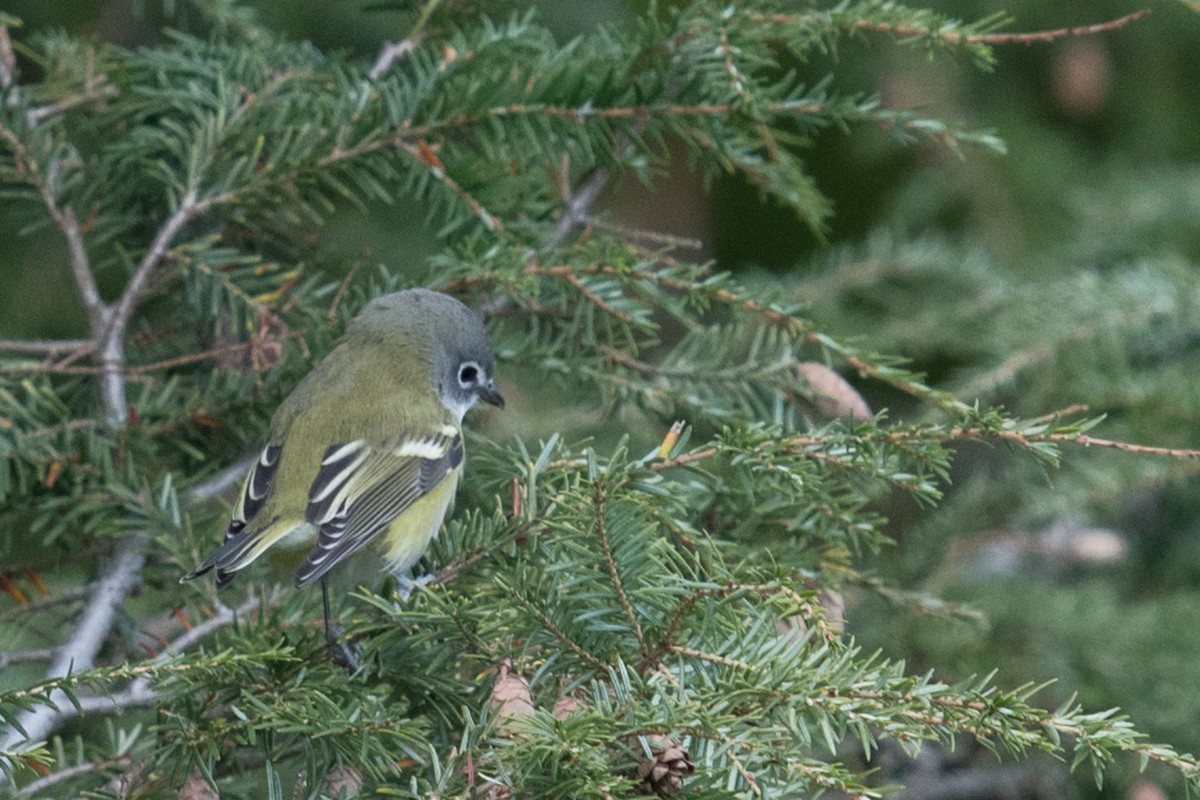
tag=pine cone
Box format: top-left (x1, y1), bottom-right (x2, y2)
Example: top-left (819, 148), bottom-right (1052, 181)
top-left (176, 769), bottom-right (219, 800)
top-left (635, 739), bottom-right (694, 797)
top-left (490, 658), bottom-right (536, 737)
top-left (324, 764), bottom-right (362, 798)
top-left (793, 361), bottom-right (872, 422)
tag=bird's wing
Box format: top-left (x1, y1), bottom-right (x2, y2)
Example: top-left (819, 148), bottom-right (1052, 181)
top-left (182, 443), bottom-right (284, 586)
top-left (294, 426), bottom-right (463, 587)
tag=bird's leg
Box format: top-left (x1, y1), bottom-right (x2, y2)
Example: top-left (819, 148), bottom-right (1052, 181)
top-left (390, 559), bottom-right (437, 602)
top-left (321, 577), bottom-right (334, 644)
top-left (321, 577), bottom-right (360, 670)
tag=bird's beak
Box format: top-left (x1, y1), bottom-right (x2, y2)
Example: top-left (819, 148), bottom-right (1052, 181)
top-left (479, 382), bottom-right (505, 409)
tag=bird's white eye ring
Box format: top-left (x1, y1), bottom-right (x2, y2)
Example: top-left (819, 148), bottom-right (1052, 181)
top-left (458, 361), bottom-right (481, 387)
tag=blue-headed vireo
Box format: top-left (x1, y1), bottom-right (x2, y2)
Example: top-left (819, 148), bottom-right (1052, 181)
top-left (183, 289), bottom-right (503, 646)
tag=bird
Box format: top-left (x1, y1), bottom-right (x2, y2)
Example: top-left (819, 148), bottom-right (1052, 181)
top-left (183, 288), bottom-right (503, 654)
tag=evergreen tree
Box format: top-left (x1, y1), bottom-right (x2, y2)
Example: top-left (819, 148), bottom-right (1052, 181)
top-left (1, 2), bottom-right (1196, 797)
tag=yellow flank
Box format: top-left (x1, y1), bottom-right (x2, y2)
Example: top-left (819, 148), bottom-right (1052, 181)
top-left (377, 466), bottom-right (462, 575)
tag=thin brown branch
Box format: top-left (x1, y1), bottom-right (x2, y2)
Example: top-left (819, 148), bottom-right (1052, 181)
top-left (587, 218), bottom-right (703, 252)
top-left (327, 259), bottom-right (364, 326)
top-left (721, 738), bottom-right (763, 798)
top-left (561, 271), bottom-right (633, 323)
top-left (751, 9), bottom-right (1149, 46)
top-left (653, 424), bottom-right (1200, 475)
top-left (0, 332), bottom-right (306, 377)
top-left (317, 100), bottom-right (824, 174)
top-left (655, 583), bottom-right (739, 660)
top-left (13, 755), bottom-right (131, 798)
top-left (408, 100), bottom-right (824, 138)
top-left (3, 586), bottom-right (89, 616)
top-left (966, 10), bottom-right (1149, 44)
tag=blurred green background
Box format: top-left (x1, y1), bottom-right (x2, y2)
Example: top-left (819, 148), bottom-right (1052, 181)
top-left (4, 1), bottom-right (1200, 797)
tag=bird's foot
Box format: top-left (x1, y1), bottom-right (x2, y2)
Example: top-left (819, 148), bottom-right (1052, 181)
top-left (393, 572), bottom-right (436, 604)
top-left (325, 627), bottom-right (362, 671)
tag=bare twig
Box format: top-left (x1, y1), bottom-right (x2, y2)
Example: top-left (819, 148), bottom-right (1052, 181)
top-left (367, 40), bottom-right (417, 81)
top-left (187, 452), bottom-right (257, 503)
top-left (0, 340), bottom-right (94, 357)
top-left (0, 24), bottom-right (15, 91)
top-left (98, 190), bottom-right (201, 427)
top-left (546, 167), bottom-right (611, 252)
top-left (0, 648), bottom-right (58, 670)
top-left (71, 592), bottom-right (269, 716)
top-left (0, 188), bottom-right (211, 768)
top-left (587, 218), bottom-right (703, 251)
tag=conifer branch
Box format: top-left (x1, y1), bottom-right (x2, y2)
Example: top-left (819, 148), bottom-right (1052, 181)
top-left (0, 125), bottom-right (106, 334)
top-left (395, 139), bottom-right (504, 232)
top-left (591, 480), bottom-right (649, 662)
top-left (1, 586), bottom-right (89, 616)
top-left (25, 82), bottom-right (118, 128)
top-left (0, 538), bottom-right (146, 755)
top-left (507, 587), bottom-right (606, 670)
top-left (0, 589), bottom-right (271, 759)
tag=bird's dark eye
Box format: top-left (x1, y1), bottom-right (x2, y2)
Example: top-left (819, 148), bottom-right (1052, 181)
top-left (458, 362), bottom-right (480, 387)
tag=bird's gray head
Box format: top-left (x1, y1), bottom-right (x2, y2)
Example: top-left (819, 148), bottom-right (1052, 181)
top-left (356, 288), bottom-right (504, 421)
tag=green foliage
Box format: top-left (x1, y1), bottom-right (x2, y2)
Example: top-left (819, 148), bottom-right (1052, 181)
top-left (1, 1), bottom-right (1197, 798)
